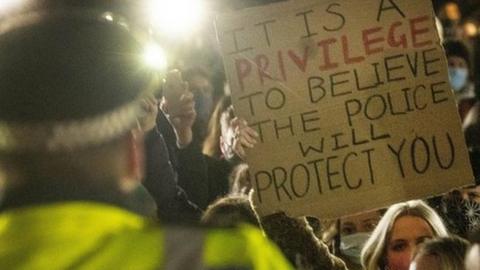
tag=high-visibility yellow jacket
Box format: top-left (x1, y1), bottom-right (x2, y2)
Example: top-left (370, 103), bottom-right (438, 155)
top-left (0, 202), bottom-right (293, 270)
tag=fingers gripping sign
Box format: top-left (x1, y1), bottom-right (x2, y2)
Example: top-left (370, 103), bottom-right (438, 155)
top-left (229, 117), bottom-right (260, 160)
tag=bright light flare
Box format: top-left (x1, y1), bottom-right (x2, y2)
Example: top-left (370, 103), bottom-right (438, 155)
top-left (104, 13), bottom-right (114, 22)
top-left (143, 43), bottom-right (168, 71)
top-left (0, 0), bottom-right (21, 14)
top-left (464, 22), bottom-right (478, 37)
top-left (147, 0), bottom-right (205, 37)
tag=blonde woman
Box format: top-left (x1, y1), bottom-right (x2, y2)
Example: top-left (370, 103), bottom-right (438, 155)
top-left (361, 200), bottom-right (448, 270)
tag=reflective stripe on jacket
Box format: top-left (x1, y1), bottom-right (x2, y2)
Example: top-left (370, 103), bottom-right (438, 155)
top-left (0, 202), bottom-right (293, 270)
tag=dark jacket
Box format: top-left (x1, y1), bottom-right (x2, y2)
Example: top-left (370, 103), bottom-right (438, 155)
top-left (143, 113), bottom-right (202, 224)
top-left (177, 141), bottom-right (233, 210)
top-left (155, 110), bottom-right (232, 211)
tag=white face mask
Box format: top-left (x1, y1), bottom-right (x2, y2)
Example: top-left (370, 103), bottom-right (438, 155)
top-left (340, 232), bottom-right (371, 265)
top-left (448, 67), bottom-right (468, 92)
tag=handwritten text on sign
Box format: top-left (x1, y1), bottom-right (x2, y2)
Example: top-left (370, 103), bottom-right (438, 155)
top-left (216, 0), bottom-right (473, 218)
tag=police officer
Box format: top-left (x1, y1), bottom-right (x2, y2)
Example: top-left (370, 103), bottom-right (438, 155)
top-left (0, 1), bottom-right (292, 269)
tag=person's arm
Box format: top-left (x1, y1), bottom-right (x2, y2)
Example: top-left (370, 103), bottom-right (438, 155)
top-left (161, 69), bottom-right (196, 149)
top-left (159, 70), bottom-right (211, 210)
top-left (143, 125), bottom-right (203, 223)
top-left (176, 138), bottom-right (211, 209)
top-left (139, 96), bottom-right (202, 223)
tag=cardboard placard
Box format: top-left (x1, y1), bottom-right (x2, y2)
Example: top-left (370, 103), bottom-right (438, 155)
top-left (216, 0), bottom-right (474, 219)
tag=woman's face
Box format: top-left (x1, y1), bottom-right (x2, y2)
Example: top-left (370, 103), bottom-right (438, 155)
top-left (385, 216), bottom-right (434, 270)
top-left (448, 56), bottom-right (468, 69)
top-left (341, 210), bottom-right (381, 235)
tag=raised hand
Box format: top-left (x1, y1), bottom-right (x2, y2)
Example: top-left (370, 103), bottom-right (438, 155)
top-left (161, 69), bottom-right (197, 148)
top-left (230, 117), bottom-right (259, 160)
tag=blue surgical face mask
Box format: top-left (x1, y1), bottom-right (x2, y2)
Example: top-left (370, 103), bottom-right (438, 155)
top-left (340, 232), bottom-right (371, 265)
top-left (448, 67), bottom-right (468, 92)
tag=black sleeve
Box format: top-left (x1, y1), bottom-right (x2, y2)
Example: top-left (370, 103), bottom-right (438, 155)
top-left (156, 109), bottom-right (232, 211)
top-left (204, 157), bottom-right (232, 204)
top-left (177, 141), bottom-right (211, 210)
top-left (143, 125), bottom-right (202, 224)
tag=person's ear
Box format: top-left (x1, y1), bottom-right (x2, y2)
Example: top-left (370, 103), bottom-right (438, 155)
top-left (219, 134), bottom-right (227, 156)
top-left (121, 130), bottom-right (144, 191)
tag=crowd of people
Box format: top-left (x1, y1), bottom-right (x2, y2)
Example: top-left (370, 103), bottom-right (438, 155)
top-left (2, 0), bottom-right (480, 269)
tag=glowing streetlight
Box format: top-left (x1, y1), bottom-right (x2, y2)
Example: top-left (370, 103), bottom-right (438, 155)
top-left (143, 42), bottom-right (168, 71)
top-left (147, 0), bottom-right (206, 38)
top-left (104, 13), bottom-right (114, 22)
top-left (464, 21), bottom-right (478, 37)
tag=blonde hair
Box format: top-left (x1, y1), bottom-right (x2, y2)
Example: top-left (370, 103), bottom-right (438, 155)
top-left (413, 236), bottom-right (469, 270)
top-left (361, 200), bottom-right (448, 270)
top-left (229, 163), bottom-right (251, 195)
